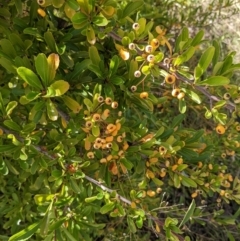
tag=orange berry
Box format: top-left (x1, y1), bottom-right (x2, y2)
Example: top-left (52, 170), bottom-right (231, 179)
top-left (216, 124), bottom-right (225, 134)
top-left (165, 74), bottom-right (176, 84)
top-left (140, 92), bottom-right (148, 99)
top-left (92, 113), bottom-right (101, 121)
top-left (105, 97), bottom-right (112, 105)
top-left (105, 136), bottom-right (114, 142)
top-left (191, 192), bottom-right (198, 198)
top-left (117, 136), bottom-right (123, 142)
top-left (172, 164), bottom-right (178, 171)
top-left (107, 124), bottom-right (116, 133)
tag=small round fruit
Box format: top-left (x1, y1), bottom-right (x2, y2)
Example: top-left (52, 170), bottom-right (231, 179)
top-left (223, 93), bottom-right (231, 100)
top-left (97, 96), bottom-right (104, 103)
top-left (134, 70), bottom-right (141, 78)
top-left (85, 121), bottom-right (93, 128)
top-left (128, 43), bottom-right (135, 50)
top-left (92, 113), bottom-right (101, 121)
top-left (177, 92), bottom-right (185, 100)
top-left (132, 22), bottom-right (140, 30)
top-left (150, 38), bottom-right (159, 48)
top-left (130, 85), bottom-right (137, 92)
top-left (216, 124), bottom-right (226, 134)
top-left (111, 101), bottom-right (118, 109)
top-left (105, 97), bottom-right (112, 105)
top-left (140, 92), bottom-right (149, 99)
top-left (145, 45), bottom-right (153, 53)
top-left (147, 54), bottom-right (155, 63)
top-left (165, 74), bottom-right (176, 84)
top-left (37, 8), bottom-right (46, 17)
top-left (172, 88), bottom-right (181, 97)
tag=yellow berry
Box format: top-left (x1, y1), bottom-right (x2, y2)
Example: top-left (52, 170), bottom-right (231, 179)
top-left (37, 8), bottom-right (46, 17)
top-left (147, 190), bottom-right (156, 197)
top-left (140, 92), bottom-right (148, 99)
top-left (165, 74), bottom-right (176, 84)
top-left (223, 93), bottom-right (231, 100)
top-left (150, 38), bottom-right (159, 48)
top-left (172, 164), bottom-right (178, 171)
top-left (216, 124), bottom-right (225, 135)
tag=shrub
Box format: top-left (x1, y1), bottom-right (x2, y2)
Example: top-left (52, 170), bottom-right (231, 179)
top-left (0, 0), bottom-right (240, 241)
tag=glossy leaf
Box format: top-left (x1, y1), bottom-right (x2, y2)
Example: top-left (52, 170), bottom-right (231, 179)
top-left (121, 1), bottom-right (143, 18)
top-left (9, 222), bottom-right (41, 241)
top-left (17, 67), bottom-right (43, 90)
top-left (198, 76), bottom-right (230, 86)
top-left (62, 95), bottom-right (81, 113)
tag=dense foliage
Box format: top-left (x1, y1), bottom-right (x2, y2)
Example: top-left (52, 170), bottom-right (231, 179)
top-left (0, 0), bottom-right (240, 240)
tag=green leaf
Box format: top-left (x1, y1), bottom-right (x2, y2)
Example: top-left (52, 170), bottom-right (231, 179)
top-left (71, 12), bottom-right (88, 29)
top-left (191, 30), bottom-right (204, 46)
top-left (89, 46), bottom-right (101, 66)
top-left (212, 40), bottom-right (220, 66)
top-left (86, 25), bottom-right (96, 45)
top-left (34, 194), bottom-right (55, 205)
top-left (69, 177), bottom-right (81, 193)
top-left (46, 99), bottom-right (58, 121)
top-left (35, 53), bottom-right (50, 87)
top-left (4, 120), bottom-right (21, 131)
top-left (120, 157), bottom-right (133, 170)
top-left (0, 57), bottom-right (16, 73)
top-left (171, 114), bottom-right (185, 128)
top-left (92, 125), bottom-right (100, 137)
top-left (17, 67), bottom-right (43, 90)
top-left (194, 46), bottom-right (215, 80)
top-left (173, 46), bottom-right (195, 66)
top-left (110, 76), bottom-right (124, 85)
top-left (179, 199), bottom-right (196, 228)
top-left (0, 39), bottom-right (17, 58)
top-left (179, 99), bottom-right (186, 114)
top-left (181, 176), bottom-right (197, 188)
top-left (62, 95), bottom-right (82, 113)
top-left (9, 221), bottom-right (41, 241)
top-left (127, 216), bottom-right (137, 233)
top-left (45, 80), bottom-right (70, 97)
top-left (100, 202), bottom-right (115, 214)
top-left (44, 31), bottom-right (56, 52)
top-left (109, 55), bottom-right (119, 77)
top-left (198, 76), bottom-right (230, 86)
top-left (181, 88), bottom-right (201, 104)
top-left (62, 227), bottom-right (78, 241)
top-left (6, 101), bottom-right (18, 116)
top-left (93, 15), bottom-right (108, 26)
top-left (0, 145), bottom-right (18, 153)
top-left (122, 1), bottom-right (143, 18)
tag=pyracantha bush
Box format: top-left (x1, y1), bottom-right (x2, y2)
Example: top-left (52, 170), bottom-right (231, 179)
top-left (0, 1), bottom-right (240, 241)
